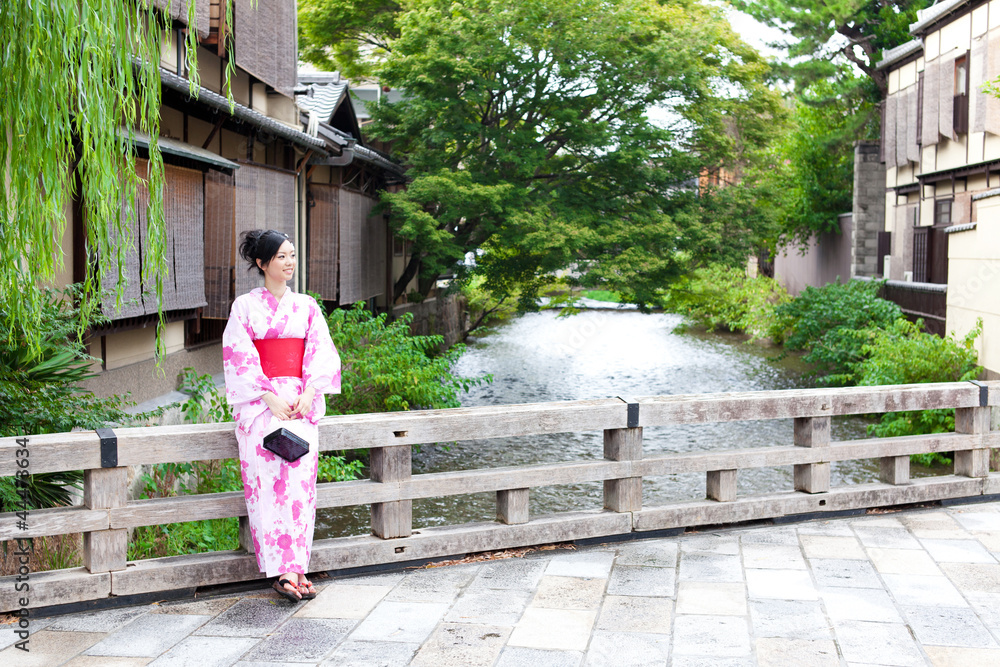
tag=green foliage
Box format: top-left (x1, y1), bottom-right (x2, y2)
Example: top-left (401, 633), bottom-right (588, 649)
top-left (582, 291), bottom-right (622, 304)
top-left (317, 455), bottom-right (366, 484)
top-left (327, 302), bottom-right (490, 414)
top-left (178, 368), bottom-right (232, 424)
top-left (299, 0), bottom-right (400, 79)
top-left (662, 265), bottom-right (790, 341)
top-left (771, 280), bottom-right (902, 384)
top-left (461, 275), bottom-right (519, 337)
top-left (305, 0), bottom-right (786, 308)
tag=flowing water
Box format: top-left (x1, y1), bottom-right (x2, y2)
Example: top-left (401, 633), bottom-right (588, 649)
top-left (316, 306), bottom-right (916, 539)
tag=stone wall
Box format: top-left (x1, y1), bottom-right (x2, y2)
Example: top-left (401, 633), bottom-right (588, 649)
top-left (852, 141), bottom-right (886, 278)
top-left (774, 214), bottom-right (854, 296)
top-left (392, 293), bottom-right (468, 348)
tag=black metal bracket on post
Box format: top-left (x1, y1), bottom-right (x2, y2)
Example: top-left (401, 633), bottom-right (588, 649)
top-left (617, 396), bottom-right (640, 428)
top-left (96, 428), bottom-right (118, 468)
top-left (968, 380), bottom-right (989, 408)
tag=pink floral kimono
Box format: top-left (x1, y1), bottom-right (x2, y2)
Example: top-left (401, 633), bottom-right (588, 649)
top-left (222, 287), bottom-right (341, 577)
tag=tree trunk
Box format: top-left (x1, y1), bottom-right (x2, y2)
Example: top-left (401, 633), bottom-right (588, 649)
top-left (393, 253), bottom-right (421, 302)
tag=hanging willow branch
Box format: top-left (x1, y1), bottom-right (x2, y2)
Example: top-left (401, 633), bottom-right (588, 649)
top-left (0, 0), bottom-right (239, 363)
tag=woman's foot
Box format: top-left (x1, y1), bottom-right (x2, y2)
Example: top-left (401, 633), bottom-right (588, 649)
top-left (272, 573), bottom-right (302, 602)
top-left (298, 577), bottom-right (318, 600)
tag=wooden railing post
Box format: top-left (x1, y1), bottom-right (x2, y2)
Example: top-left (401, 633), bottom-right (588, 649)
top-left (879, 456), bottom-right (910, 485)
top-left (793, 416), bottom-right (830, 494)
top-left (707, 470), bottom-right (737, 502)
top-left (497, 488), bottom-right (529, 524)
top-left (83, 467), bottom-right (128, 573)
top-left (603, 427), bottom-right (642, 512)
top-left (370, 445), bottom-right (412, 538)
top-left (955, 407), bottom-right (990, 478)
top-left (238, 516), bottom-right (255, 554)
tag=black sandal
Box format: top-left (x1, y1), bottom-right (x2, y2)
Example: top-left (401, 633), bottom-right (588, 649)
top-left (272, 577), bottom-right (302, 602)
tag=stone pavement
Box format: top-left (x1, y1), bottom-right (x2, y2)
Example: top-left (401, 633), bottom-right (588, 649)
top-left (4, 501), bottom-right (1000, 666)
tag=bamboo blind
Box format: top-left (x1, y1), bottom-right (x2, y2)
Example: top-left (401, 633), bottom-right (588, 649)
top-left (338, 190), bottom-right (386, 305)
top-left (921, 59), bottom-right (940, 147)
top-left (939, 54), bottom-right (956, 142)
top-left (204, 169), bottom-right (236, 319)
top-left (986, 35), bottom-right (1000, 136)
top-left (102, 161), bottom-right (149, 319)
top-left (233, 163), bottom-right (296, 299)
top-left (307, 183), bottom-right (339, 301)
top-left (153, 0), bottom-right (211, 38)
top-left (883, 95), bottom-right (896, 168)
top-left (163, 164), bottom-right (207, 312)
top-left (234, 0), bottom-right (296, 97)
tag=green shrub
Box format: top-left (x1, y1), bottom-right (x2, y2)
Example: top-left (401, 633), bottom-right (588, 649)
top-left (771, 280), bottom-right (902, 384)
top-left (662, 264), bottom-right (790, 340)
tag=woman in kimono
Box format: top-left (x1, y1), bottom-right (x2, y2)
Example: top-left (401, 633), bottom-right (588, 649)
top-left (222, 229), bottom-right (341, 602)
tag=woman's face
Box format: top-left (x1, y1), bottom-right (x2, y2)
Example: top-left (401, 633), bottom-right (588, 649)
top-left (257, 239), bottom-right (296, 284)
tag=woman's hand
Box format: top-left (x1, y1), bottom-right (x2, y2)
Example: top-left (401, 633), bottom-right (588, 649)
top-left (262, 392), bottom-right (293, 421)
top-left (290, 385), bottom-right (316, 419)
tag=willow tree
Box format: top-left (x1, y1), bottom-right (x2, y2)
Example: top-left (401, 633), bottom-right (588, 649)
top-left (0, 1), bottom-right (234, 357)
top-left (302, 0), bottom-right (785, 308)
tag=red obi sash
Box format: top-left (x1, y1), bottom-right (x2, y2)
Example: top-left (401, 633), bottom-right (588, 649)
top-left (253, 338), bottom-right (305, 378)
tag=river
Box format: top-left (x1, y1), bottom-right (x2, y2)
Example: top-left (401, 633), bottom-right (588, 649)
top-left (315, 306), bottom-right (922, 539)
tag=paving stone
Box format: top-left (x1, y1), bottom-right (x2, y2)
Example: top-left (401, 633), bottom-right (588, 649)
top-left (410, 622), bottom-right (510, 667)
top-left (0, 617), bottom-right (53, 651)
top-left (384, 564), bottom-right (479, 603)
top-left (607, 565), bottom-right (675, 597)
top-left (193, 598), bottom-right (297, 637)
top-left (84, 614), bottom-right (210, 658)
top-left (336, 571), bottom-right (406, 587)
top-left (939, 562), bottom-right (1000, 594)
top-left (669, 658), bottom-right (755, 667)
top-left (965, 591), bottom-right (1000, 634)
top-left (350, 600), bottom-right (449, 644)
top-left (672, 615), bottom-right (751, 657)
top-left (900, 511), bottom-right (969, 539)
top-left (881, 573), bottom-right (968, 607)
top-left (445, 588), bottom-right (532, 625)
top-left (737, 526), bottom-right (799, 546)
top-left (799, 535), bottom-right (867, 560)
top-left (507, 608), bottom-right (597, 651)
top-left (583, 630), bottom-right (669, 666)
top-left (495, 646), bottom-right (583, 667)
top-left (797, 521), bottom-right (855, 537)
top-left (294, 584), bottom-right (393, 619)
top-left (741, 544), bottom-right (806, 570)
top-left (852, 525), bottom-right (921, 549)
top-left (749, 599), bottom-right (832, 640)
top-left (244, 618), bottom-right (354, 662)
top-left (680, 534), bottom-right (740, 555)
top-left (902, 605), bottom-right (999, 648)
top-left (147, 636), bottom-right (259, 667)
top-left (923, 646), bottom-right (1000, 666)
top-left (595, 595), bottom-right (672, 634)
top-left (544, 550), bottom-right (615, 578)
top-left (678, 553), bottom-right (743, 583)
top-left (809, 558), bottom-right (882, 588)
top-left (613, 540), bottom-right (678, 568)
top-left (949, 511), bottom-right (1000, 532)
top-left (0, 630), bottom-right (106, 667)
top-left (533, 576), bottom-right (606, 610)
top-left (833, 620), bottom-right (925, 666)
top-left (866, 547), bottom-right (942, 575)
top-left (468, 558), bottom-right (548, 591)
top-left (152, 597), bottom-right (240, 617)
top-left (755, 638), bottom-right (839, 667)
top-left (63, 658), bottom-right (153, 666)
top-left (974, 531), bottom-right (1000, 553)
top-left (320, 640), bottom-right (419, 666)
top-left (818, 587), bottom-right (902, 623)
top-left (46, 605), bottom-right (150, 633)
top-left (745, 568), bottom-right (818, 601)
top-left (675, 582), bottom-right (746, 616)
top-left (920, 538), bottom-right (998, 563)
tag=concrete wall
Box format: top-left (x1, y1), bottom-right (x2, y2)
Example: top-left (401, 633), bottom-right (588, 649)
top-left (392, 294), bottom-right (468, 348)
top-left (946, 191), bottom-right (1000, 378)
top-left (775, 214), bottom-right (854, 296)
top-left (81, 342), bottom-right (223, 405)
top-left (853, 141), bottom-right (886, 277)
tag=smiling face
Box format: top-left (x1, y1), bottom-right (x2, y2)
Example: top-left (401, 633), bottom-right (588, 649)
top-left (257, 239), bottom-right (296, 286)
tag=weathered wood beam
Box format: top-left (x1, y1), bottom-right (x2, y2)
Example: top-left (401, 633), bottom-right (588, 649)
top-left (955, 406), bottom-right (991, 477)
top-left (707, 469), bottom-right (738, 502)
top-left (603, 427), bottom-right (642, 512)
top-left (794, 416), bottom-right (831, 494)
top-left (82, 468), bottom-right (128, 574)
top-left (370, 445), bottom-right (412, 539)
top-left (496, 488), bottom-right (529, 524)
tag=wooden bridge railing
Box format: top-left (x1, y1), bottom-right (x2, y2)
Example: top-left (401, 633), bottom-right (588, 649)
top-left (1, 381), bottom-right (997, 611)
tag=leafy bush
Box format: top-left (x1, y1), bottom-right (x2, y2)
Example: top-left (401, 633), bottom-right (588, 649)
top-left (662, 264), bottom-right (790, 340)
top-left (771, 280), bottom-right (902, 384)
top-left (856, 318), bottom-right (982, 456)
top-left (326, 301), bottom-right (490, 414)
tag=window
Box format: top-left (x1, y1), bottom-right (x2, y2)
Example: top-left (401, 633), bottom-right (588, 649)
top-left (934, 199), bottom-right (953, 226)
top-left (954, 54), bottom-right (969, 134)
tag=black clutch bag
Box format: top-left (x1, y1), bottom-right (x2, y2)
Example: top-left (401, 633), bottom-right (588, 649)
top-left (262, 427), bottom-right (310, 463)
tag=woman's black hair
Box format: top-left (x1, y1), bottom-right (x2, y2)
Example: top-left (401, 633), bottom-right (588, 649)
top-left (239, 229), bottom-right (292, 276)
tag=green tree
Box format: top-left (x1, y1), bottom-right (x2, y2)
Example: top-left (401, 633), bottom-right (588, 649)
top-left (301, 0), bottom-right (786, 309)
